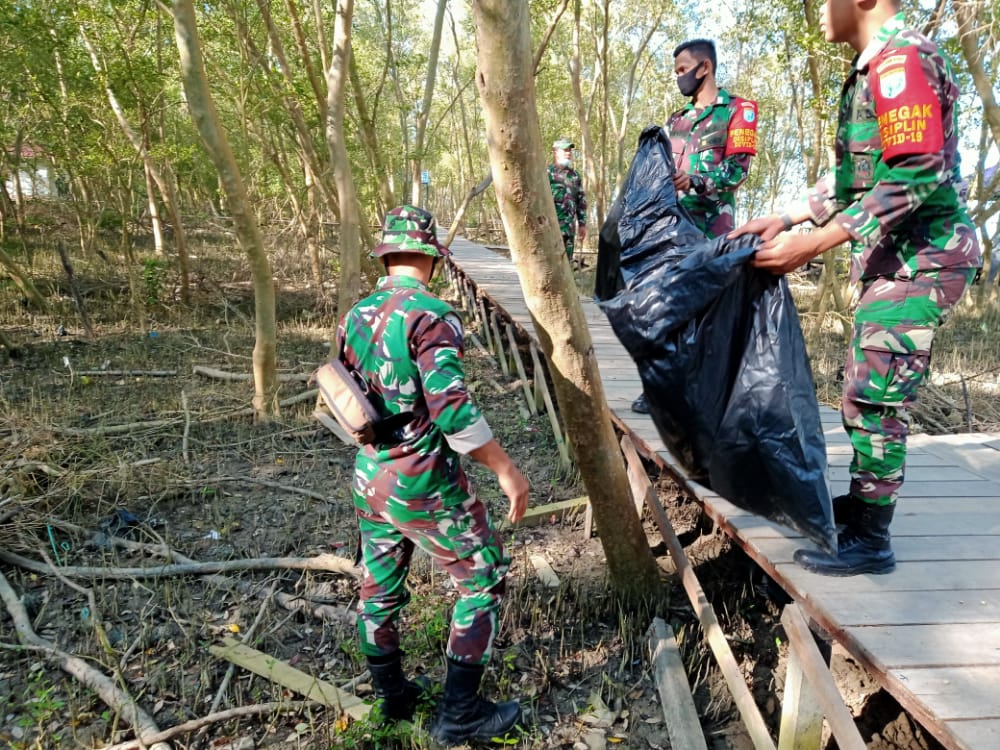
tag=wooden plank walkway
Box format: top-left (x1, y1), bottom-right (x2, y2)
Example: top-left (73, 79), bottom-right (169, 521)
top-left (446, 237), bottom-right (1000, 750)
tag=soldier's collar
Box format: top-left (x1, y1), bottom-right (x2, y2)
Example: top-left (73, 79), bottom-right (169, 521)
top-left (855, 12), bottom-right (906, 70)
top-left (681, 88), bottom-right (730, 116)
top-left (377, 275), bottom-right (428, 292)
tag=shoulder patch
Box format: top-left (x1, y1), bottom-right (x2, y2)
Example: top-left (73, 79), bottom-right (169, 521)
top-left (872, 46), bottom-right (943, 160)
top-left (725, 99), bottom-right (758, 156)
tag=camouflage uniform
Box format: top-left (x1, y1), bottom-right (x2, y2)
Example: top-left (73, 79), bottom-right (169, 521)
top-left (806, 13), bottom-right (981, 506)
top-left (338, 213), bottom-right (508, 667)
top-left (668, 89), bottom-right (757, 238)
top-left (547, 161), bottom-right (587, 258)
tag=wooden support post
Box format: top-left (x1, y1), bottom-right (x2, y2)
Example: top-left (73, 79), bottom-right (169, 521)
top-left (465, 279), bottom-right (477, 319)
top-left (533, 356), bottom-right (546, 413)
top-left (620, 435), bottom-right (648, 520)
top-left (778, 604), bottom-right (866, 750)
top-left (647, 618), bottom-right (708, 750)
top-left (506, 322), bottom-right (537, 415)
top-left (778, 645), bottom-right (823, 750)
top-left (621, 436), bottom-right (777, 750)
top-left (528, 341), bottom-right (571, 473)
top-left (490, 311), bottom-right (509, 376)
top-left (478, 297), bottom-right (493, 351)
top-left (446, 263), bottom-right (461, 303)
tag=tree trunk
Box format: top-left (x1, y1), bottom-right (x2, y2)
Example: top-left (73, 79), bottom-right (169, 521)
top-left (954, 0), bottom-right (1000, 147)
top-left (283, 0), bottom-right (327, 122)
top-left (349, 54), bottom-right (394, 215)
top-left (143, 161), bottom-right (165, 255)
top-left (169, 0), bottom-right (280, 419)
top-left (471, 0), bottom-right (660, 599)
top-left (326, 0), bottom-right (362, 324)
top-left (409, 0), bottom-right (447, 206)
top-left (79, 26), bottom-right (191, 301)
top-left (0, 244), bottom-right (47, 311)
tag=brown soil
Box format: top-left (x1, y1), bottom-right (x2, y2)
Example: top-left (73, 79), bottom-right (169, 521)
top-left (0, 240), bottom-right (977, 749)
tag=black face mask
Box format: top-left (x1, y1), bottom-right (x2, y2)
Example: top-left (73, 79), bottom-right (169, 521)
top-left (676, 63), bottom-right (706, 97)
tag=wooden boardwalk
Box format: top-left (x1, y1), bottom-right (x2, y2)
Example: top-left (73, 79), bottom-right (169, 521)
top-left (446, 237), bottom-right (1000, 750)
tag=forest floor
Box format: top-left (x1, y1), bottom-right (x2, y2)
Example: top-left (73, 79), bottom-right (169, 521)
top-left (1, 228), bottom-right (999, 750)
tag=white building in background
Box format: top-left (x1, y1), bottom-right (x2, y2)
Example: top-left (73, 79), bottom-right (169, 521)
top-left (3, 145), bottom-right (57, 200)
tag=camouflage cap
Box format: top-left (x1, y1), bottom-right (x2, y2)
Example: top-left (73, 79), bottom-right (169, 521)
top-left (552, 138), bottom-right (575, 150)
top-left (371, 205), bottom-right (450, 259)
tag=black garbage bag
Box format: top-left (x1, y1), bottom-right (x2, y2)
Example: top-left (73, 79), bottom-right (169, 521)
top-left (597, 125), bottom-right (836, 553)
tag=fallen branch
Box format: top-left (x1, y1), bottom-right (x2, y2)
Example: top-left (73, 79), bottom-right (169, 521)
top-left (193, 475), bottom-right (330, 502)
top-left (0, 571), bottom-right (170, 750)
top-left (193, 365), bottom-right (312, 382)
top-left (75, 370), bottom-right (179, 377)
top-left (46, 520), bottom-right (357, 624)
top-left (95, 700), bottom-right (321, 750)
top-left (52, 389), bottom-right (322, 436)
top-left (0, 549), bottom-right (360, 580)
top-left (52, 418), bottom-right (181, 437)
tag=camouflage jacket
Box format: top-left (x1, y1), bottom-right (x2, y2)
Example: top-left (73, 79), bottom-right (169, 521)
top-left (807, 13), bottom-right (981, 281)
top-left (336, 275), bottom-right (493, 498)
top-left (668, 88), bottom-right (757, 237)
top-left (547, 163), bottom-right (587, 236)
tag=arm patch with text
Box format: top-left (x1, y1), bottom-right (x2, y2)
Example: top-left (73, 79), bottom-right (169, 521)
top-left (871, 46), bottom-right (944, 161)
top-left (725, 99), bottom-right (758, 156)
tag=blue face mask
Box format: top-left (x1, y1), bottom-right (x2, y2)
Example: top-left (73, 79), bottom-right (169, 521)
top-left (556, 154), bottom-right (573, 167)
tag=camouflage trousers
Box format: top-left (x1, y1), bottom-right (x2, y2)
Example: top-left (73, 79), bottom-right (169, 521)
top-left (562, 233), bottom-right (576, 259)
top-left (842, 268), bottom-right (976, 505)
top-left (354, 484), bottom-right (509, 666)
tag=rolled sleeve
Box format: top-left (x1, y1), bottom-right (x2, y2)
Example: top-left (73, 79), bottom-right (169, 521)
top-left (443, 416), bottom-right (494, 454)
top-left (807, 172), bottom-right (843, 226)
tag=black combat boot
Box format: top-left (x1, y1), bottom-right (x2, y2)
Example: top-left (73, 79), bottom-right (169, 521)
top-left (367, 651), bottom-right (430, 723)
top-left (794, 501), bottom-right (896, 576)
top-left (631, 393), bottom-right (650, 414)
top-left (429, 659), bottom-right (520, 746)
top-left (831, 493), bottom-right (854, 527)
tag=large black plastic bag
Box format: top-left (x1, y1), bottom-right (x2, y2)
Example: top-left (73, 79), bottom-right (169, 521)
top-left (597, 126), bottom-right (836, 553)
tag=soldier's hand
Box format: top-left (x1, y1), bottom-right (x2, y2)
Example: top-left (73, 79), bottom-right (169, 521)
top-left (673, 171), bottom-right (692, 192)
top-left (752, 233), bottom-right (823, 275)
top-left (729, 215), bottom-right (786, 242)
top-left (497, 464), bottom-right (530, 524)
top-left (577, 225), bottom-right (587, 242)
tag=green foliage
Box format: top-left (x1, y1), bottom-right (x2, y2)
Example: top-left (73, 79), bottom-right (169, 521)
top-left (10, 669), bottom-right (66, 749)
top-left (400, 590), bottom-right (450, 657)
top-left (141, 256), bottom-right (168, 306)
top-left (1, 0), bottom-right (996, 275)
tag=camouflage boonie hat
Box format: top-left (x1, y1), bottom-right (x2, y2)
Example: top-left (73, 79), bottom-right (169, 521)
top-left (552, 138), bottom-right (575, 150)
top-left (371, 205), bottom-right (450, 259)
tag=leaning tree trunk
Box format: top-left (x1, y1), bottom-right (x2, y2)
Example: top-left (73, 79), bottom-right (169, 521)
top-left (954, 0), bottom-right (1000, 147)
top-left (471, 0), bottom-right (660, 598)
top-left (80, 26), bottom-right (191, 302)
top-left (409, 0), bottom-right (447, 206)
top-left (169, 0), bottom-right (279, 419)
top-left (326, 0), bottom-right (362, 325)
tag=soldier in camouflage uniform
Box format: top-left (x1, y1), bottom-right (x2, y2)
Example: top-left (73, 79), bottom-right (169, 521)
top-left (337, 205), bottom-right (529, 743)
top-left (631, 39), bottom-right (758, 415)
top-left (668, 39), bottom-right (757, 239)
top-left (547, 138), bottom-right (588, 260)
top-left (731, 0), bottom-right (981, 576)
